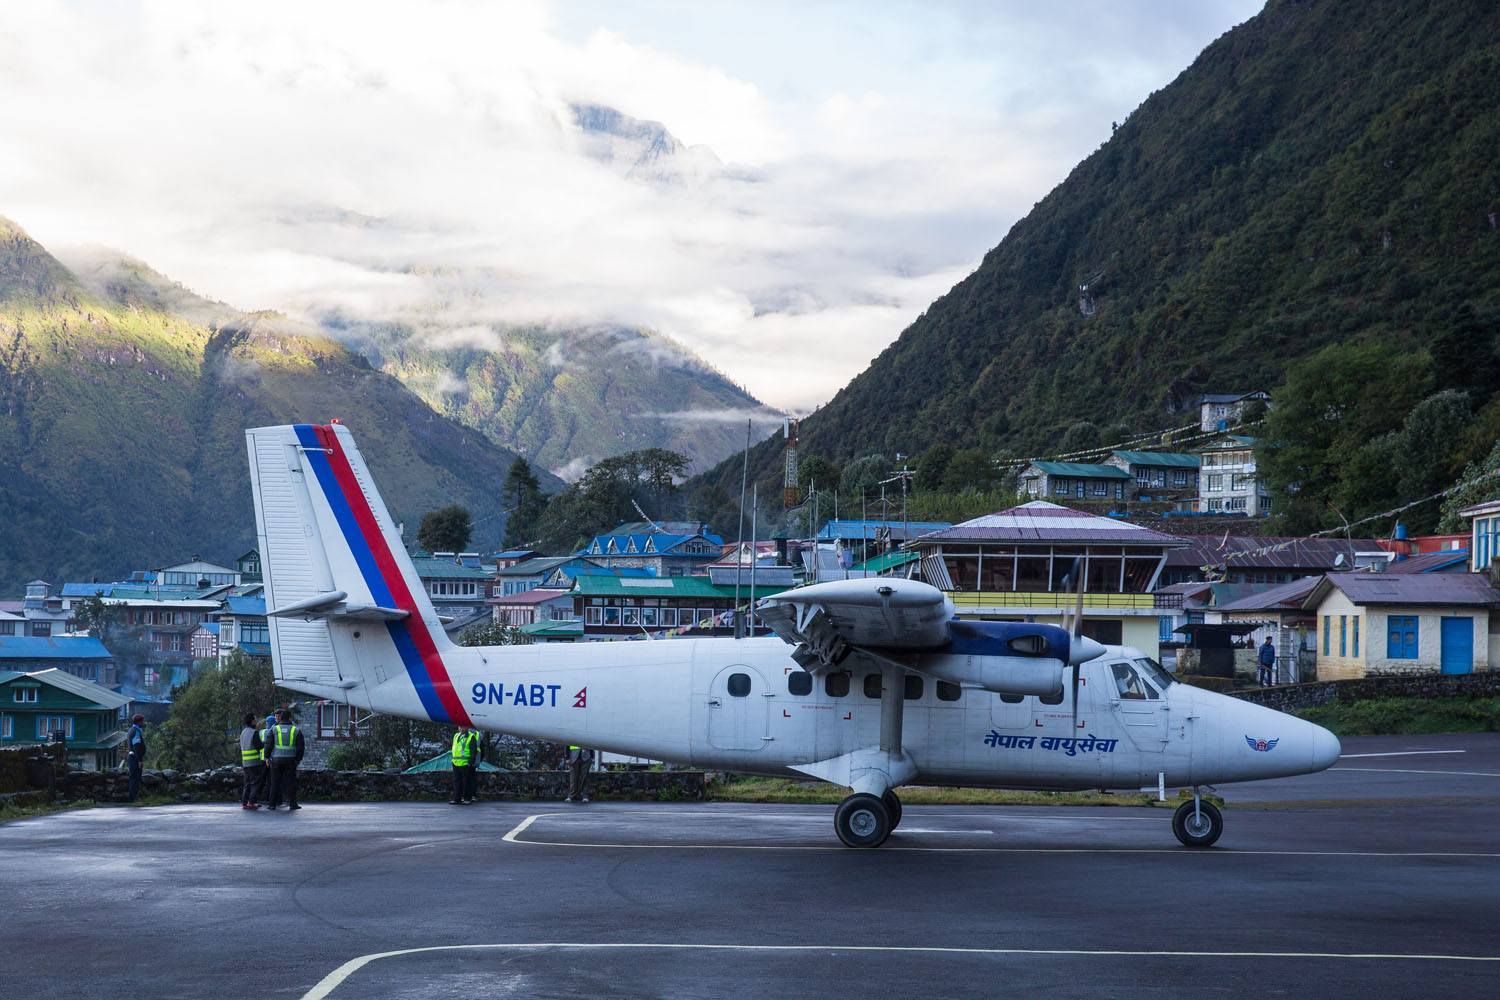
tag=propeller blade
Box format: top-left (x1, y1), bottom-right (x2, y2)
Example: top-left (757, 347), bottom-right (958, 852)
top-left (1071, 665), bottom-right (1081, 729)
top-left (1070, 557), bottom-right (1084, 726)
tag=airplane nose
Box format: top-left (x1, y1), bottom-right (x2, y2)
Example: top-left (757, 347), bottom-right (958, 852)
top-left (1069, 635), bottom-right (1107, 664)
top-left (1311, 725), bottom-right (1342, 771)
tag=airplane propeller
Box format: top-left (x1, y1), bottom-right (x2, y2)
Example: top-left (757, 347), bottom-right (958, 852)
top-left (1061, 557), bottom-right (1106, 727)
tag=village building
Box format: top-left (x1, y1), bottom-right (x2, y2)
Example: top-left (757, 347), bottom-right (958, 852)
top-left (1195, 434), bottom-right (1272, 516)
top-left (908, 501), bottom-right (1185, 657)
top-left (578, 522), bottom-right (726, 577)
top-left (1018, 462), bottom-right (1131, 502)
top-left (492, 556), bottom-right (605, 596)
top-left (1302, 573), bottom-right (1500, 680)
top-left (218, 594), bottom-right (269, 662)
top-left (1209, 577), bottom-right (1323, 684)
top-left (1103, 451), bottom-right (1200, 507)
top-left (1198, 391), bottom-right (1270, 433)
top-left (570, 575), bottom-right (787, 641)
top-left (489, 588), bottom-right (578, 627)
top-left (156, 559), bottom-right (241, 590)
top-left (0, 635), bottom-right (117, 687)
top-left (1459, 498), bottom-right (1500, 574)
top-left (412, 553), bottom-right (493, 633)
top-left (0, 667), bottom-right (129, 770)
top-left (1159, 535), bottom-right (1388, 586)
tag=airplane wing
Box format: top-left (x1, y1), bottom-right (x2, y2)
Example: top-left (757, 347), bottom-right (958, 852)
top-left (756, 578), bottom-right (954, 672)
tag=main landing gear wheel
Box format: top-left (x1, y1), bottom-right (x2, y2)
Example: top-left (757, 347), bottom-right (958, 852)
top-left (882, 790), bottom-right (903, 831)
top-left (835, 793), bottom-right (893, 848)
top-left (1172, 799), bottom-right (1223, 848)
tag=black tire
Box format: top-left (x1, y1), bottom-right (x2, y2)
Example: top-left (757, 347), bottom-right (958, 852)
top-left (835, 793), bottom-right (892, 848)
top-left (882, 789), bottom-right (903, 830)
top-left (1172, 799), bottom-right (1223, 848)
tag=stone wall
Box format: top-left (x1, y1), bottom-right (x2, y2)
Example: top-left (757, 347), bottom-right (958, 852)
top-left (0, 743), bottom-right (64, 794)
top-left (54, 766), bottom-right (706, 805)
top-left (1231, 671), bottom-right (1500, 714)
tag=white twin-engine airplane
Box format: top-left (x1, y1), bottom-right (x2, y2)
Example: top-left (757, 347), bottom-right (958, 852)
top-left (247, 423), bottom-right (1342, 848)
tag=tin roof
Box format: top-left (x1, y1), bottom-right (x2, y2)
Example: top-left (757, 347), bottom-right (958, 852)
top-left (0, 636), bottom-right (113, 660)
top-left (410, 556), bottom-right (494, 580)
top-left (1215, 576), bottom-right (1321, 612)
top-left (0, 667), bottom-right (129, 708)
top-left (815, 520), bottom-right (953, 542)
top-left (916, 501), bottom-right (1186, 547)
top-left (489, 589), bottom-right (575, 606)
top-left (1025, 462), bottom-right (1132, 479)
top-left (1110, 450), bottom-right (1200, 469)
top-left (570, 576), bottom-right (788, 600)
top-left (1166, 536), bottom-right (1383, 570)
top-left (225, 595), bottom-right (267, 616)
top-left (1382, 551), bottom-right (1471, 575)
top-left (1305, 572), bottom-right (1500, 609)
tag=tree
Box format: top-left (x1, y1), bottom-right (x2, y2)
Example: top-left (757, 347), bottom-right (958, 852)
top-left (914, 444), bottom-right (955, 492)
top-left (941, 448), bottom-right (1000, 492)
top-left (417, 504), bottom-right (473, 553)
top-left (152, 651), bottom-right (288, 772)
top-left (799, 455), bottom-right (842, 496)
top-left (458, 620), bottom-right (528, 647)
top-left (839, 454), bottom-right (889, 497)
top-left (72, 594), bottom-right (118, 639)
top-left (1439, 439), bottom-right (1500, 533)
top-left (532, 448), bottom-right (692, 553)
top-left (1258, 342), bottom-right (1434, 533)
top-left (501, 458), bottom-right (548, 549)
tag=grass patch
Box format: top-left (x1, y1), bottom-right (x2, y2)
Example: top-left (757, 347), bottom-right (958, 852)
top-left (1295, 696), bottom-right (1500, 736)
top-left (707, 776), bottom-right (1160, 807)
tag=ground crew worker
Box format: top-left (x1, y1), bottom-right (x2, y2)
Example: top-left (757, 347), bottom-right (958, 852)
top-left (253, 713), bottom-right (275, 806)
top-left (238, 713), bottom-right (265, 811)
top-left (125, 714), bottom-right (146, 802)
top-left (267, 709), bottom-right (305, 810)
top-left (564, 744), bottom-right (593, 803)
top-left (449, 726), bottom-right (479, 805)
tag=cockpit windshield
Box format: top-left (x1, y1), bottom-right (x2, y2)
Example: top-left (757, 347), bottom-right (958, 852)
top-left (1110, 662), bottom-right (1159, 700)
top-left (1132, 657), bottom-right (1176, 690)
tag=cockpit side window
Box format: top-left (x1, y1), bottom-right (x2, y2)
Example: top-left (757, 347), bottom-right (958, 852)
top-left (1110, 662), bottom-right (1159, 700)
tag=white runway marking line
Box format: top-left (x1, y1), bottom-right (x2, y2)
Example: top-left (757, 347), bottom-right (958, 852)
top-left (1335, 767), bottom-right (1500, 778)
top-left (498, 814), bottom-right (1500, 857)
top-left (301, 942), bottom-right (1500, 998)
top-left (1339, 750), bottom-right (1467, 758)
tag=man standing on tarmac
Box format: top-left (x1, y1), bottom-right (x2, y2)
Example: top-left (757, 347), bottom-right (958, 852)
top-left (238, 713), bottom-right (265, 811)
top-left (1258, 636), bottom-right (1277, 687)
top-left (267, 709), bottom-right (305, 810)
top-left (125, 714), bottom-right (146, 802)
top-left (450, 726), bottom-right (479, 804)
top-left (564, 744), bottom-right (593, 803)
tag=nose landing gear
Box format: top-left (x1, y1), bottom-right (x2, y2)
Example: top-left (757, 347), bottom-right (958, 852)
top-left (1172, 790), bottom-right (1223, 847)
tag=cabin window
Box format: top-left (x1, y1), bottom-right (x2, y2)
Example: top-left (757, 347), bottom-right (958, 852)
top-left (727, 673), bottom-right (751, 697)
top-left (999, 692), bottom-right (1024, 704)
top-left (787, 672), bottom-right (812, 696)
top-left (1039, 688), bottom-right (1064, 706)
top-left (863, 674), bottom-right (883, 699)
top-left (936, 681), bottom-right (961, 702)
top-left (825, 672), bottom-right (850, 698)
top-left (904, 676), bottom-right (923, 700)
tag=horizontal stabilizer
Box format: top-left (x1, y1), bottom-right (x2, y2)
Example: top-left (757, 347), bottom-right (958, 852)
top-left (269, 590), bottom-right (409, 622)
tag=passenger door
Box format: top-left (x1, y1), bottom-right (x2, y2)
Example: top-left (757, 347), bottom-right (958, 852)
top-left (706, 664), bottom-right (769, 751)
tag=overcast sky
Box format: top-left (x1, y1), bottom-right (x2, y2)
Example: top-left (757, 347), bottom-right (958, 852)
top-left (0, 0), bottom-right (1262, 411)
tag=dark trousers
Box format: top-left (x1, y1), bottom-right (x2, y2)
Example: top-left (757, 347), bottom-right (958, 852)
top-left (269, 760), bottom-right (299, 808)
top-left (254, 764), bottom-right (270, 804)
top-left (127, 757), bottom-right (143, 802)
top-left (567, 757), bottom-right (591, 799)
top-left (451, 764), bottom-right (476, 802)
top-left (1258, 664), bottom-right (1274, 686)
top-left (242, 764), bottom-right (266, 806)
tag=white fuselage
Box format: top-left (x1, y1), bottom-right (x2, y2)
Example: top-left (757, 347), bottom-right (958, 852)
top-left (290, 633), bottom-right (1339, 790)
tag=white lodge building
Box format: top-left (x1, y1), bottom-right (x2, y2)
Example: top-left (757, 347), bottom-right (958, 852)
top-left (1196, 434), bottom-right (1271, 516)
top-left (908, 501), bottom-right (1186, 658)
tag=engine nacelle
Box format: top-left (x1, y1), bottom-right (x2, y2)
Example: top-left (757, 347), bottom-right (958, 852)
top-left (914, 652), bottom-right (1065, 697)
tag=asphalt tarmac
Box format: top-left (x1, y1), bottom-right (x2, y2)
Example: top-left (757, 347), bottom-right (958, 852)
top-left (4, 733), bottom-right (1498, 999)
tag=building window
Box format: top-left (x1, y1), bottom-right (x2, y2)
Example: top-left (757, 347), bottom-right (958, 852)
top-left (1090, 481), bottom-right (1107, 497)
top-left (1339, 616), bottom-right (1347, 657)
top-left (1353, 617), bottom-right (1360, 658)
top-left (13, 687), bottom-right (37, 704)
top-left (0, 621), bottom-right (13, 636)
top-left (1052, 479), bottom-right (1070, 497)
top-left (1322, 616), bottom-right (1330, 656)
top-left (1387, 616), bottom-right (1418, 659)
top-left (585, 607), bottom-right (603, 626)
top-left (1226, 497), bottom-right (1247, 511)
top-left (1206, 474), bottom-right (1223, 492)
top-left (0, 714), bottom-right (11, 738)
top-left (1173, 471), bottom-right (1188, 487)
top-left (30, 622), bottom-right (52, 637)
top-left (36, 715), bottom-right (74, 739)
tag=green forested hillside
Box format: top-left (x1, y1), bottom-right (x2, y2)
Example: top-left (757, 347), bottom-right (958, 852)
top-left (362, 323), bottom-right (774, 478)
top-left (0, 221), bottom-right (552, 592)
top-left (691, 0), bottom-right (1500, 533)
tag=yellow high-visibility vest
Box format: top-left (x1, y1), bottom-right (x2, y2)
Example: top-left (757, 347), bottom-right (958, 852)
top-left (271, 724), bottom-right (298, 759)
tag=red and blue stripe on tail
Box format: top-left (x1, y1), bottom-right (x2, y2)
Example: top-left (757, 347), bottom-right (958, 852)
top-left (293, 423), bottom-right (473, 726)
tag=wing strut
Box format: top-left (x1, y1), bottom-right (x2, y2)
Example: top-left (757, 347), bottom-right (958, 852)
top-left (879, 663), bottom-right (905, 754)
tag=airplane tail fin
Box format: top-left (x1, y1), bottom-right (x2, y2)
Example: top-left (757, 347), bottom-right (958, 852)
top-left (246, 423), bottom-right (473, 725)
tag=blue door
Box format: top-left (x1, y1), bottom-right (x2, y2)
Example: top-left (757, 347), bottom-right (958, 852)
top-left (1440, 618), bottom-right (1473, 675)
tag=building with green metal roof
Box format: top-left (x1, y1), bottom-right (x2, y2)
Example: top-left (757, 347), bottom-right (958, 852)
top-left (569, 574), bottom-right (790, 640)
top-left (0, 668), bottom-right (130, 770)
top-left (1105, 450), bottom-right (1201, 506)
top-left (1020, 461), bottom-right (1131, 503)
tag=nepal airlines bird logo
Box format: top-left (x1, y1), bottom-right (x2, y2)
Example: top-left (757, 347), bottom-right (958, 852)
top-left (1245, 736), bottom-right (1280, 752)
